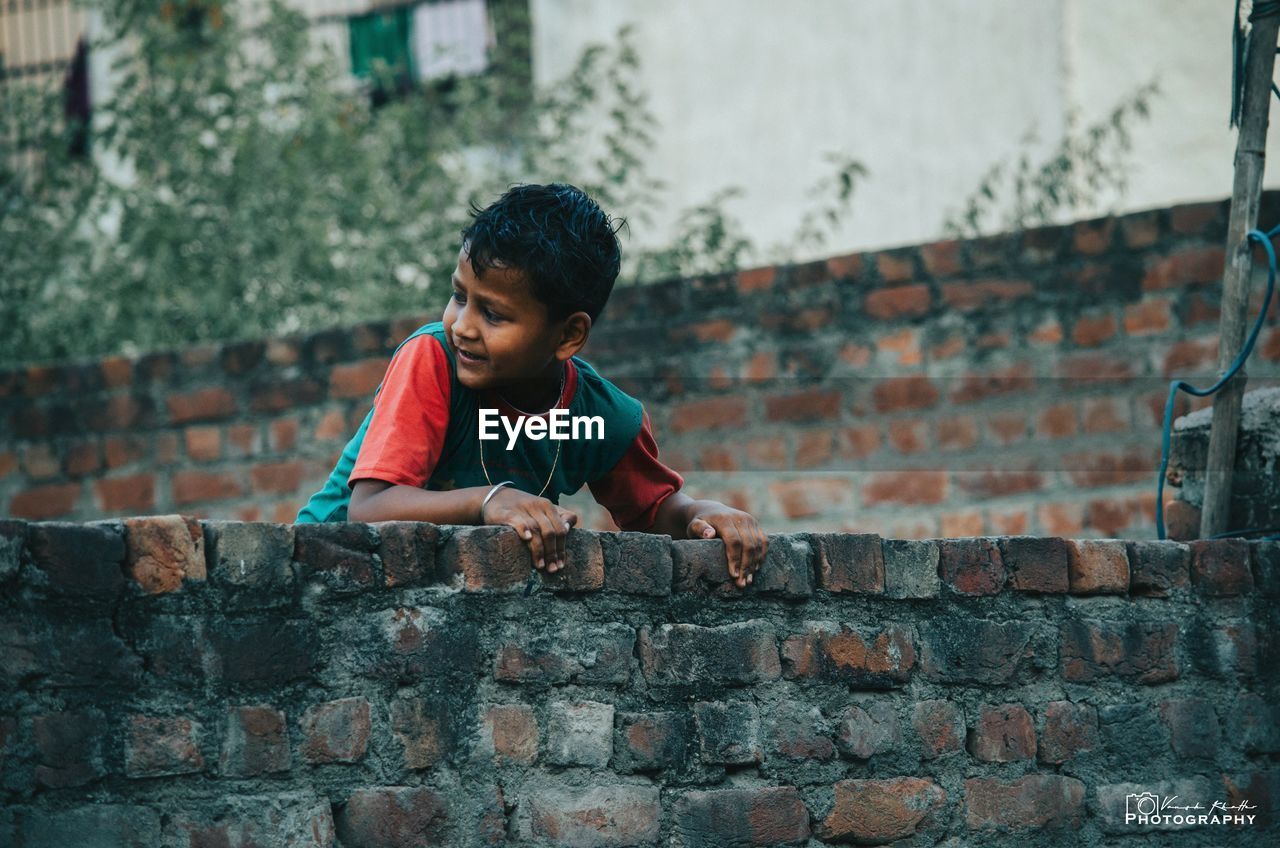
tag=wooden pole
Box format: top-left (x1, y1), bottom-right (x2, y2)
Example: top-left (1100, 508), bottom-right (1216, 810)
top-left (1201, 10), bottom-right (1280, 538)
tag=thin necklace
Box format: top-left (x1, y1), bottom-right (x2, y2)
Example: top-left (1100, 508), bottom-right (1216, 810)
top-left (480, 364), bottom-right (566, 497)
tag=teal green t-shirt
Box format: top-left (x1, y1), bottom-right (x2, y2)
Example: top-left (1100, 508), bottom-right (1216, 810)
top-left (296, 321), bottom-right (643, 523)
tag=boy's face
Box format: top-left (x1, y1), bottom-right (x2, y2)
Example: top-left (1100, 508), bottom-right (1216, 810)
top-left (442, 248), bottom-right (572, 399)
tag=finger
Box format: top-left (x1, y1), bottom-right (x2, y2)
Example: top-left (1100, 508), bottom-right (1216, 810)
top-left (520, 510), bottom-right (547, 570)
top-left (548, 506), bottom-right (568, 570)
top-left (530, 509), bottom-right (562, 572)
top-left (558, 509), bottom-right (579, 529)
top-left (689, 517), bottom-right (715, 540)
top-left (723, 519), bottom-right (747, 586)
top-left (748, 524), bottom-right (767, 579)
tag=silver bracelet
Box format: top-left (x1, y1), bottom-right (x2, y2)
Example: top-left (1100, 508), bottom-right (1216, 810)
top-left (479, 480), bottom-right (515, 521)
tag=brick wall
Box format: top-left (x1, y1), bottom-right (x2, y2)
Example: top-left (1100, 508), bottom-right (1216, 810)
top-left (0, 518), bottom-right (1276, 844)
top-left (2, 195), bottom-right (1279, 536)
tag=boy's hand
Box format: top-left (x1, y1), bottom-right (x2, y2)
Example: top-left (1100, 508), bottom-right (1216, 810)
top-left (687, 506), bottom-right (768, 588)
top-left (482, 487), bottom-right (578, 574)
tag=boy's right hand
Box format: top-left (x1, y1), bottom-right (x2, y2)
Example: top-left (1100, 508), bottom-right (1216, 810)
top-left (481, 487), bottom-right (578, 574)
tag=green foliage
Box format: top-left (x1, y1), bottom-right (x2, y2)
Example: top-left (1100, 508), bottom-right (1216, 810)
top-left (942, 80), bottom-right (1159, 240)
top-left (0, 0), bottom-right (864, 368)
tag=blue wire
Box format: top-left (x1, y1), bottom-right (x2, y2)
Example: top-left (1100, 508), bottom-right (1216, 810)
top-left (1155, 223), bottom-right (1279, 539)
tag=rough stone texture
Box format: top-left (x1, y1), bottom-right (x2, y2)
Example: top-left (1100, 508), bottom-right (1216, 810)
top-left (123, 514), bottom-right (206, 593)
top-left (0, 525), bottom-right (1272, 846)
top-left (1067, 539), bottom-right (1129, 594)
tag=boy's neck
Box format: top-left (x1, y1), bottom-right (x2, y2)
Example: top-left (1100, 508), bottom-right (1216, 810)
top-left (491, 362), bottom-right (566, 413)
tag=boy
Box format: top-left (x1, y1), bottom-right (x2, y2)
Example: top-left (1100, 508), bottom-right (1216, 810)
top-left (297, 183), bottom-right (767, 587)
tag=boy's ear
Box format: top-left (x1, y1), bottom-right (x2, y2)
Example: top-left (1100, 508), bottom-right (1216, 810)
top-left (555, 311), bottom-right (592, 359)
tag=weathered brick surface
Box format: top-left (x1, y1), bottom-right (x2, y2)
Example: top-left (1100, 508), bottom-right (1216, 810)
top-left (0, 526), bottom-right (1271, 846)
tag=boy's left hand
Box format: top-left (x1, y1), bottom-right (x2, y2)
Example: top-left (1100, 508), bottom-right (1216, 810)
top-left (687, 506), bottom-right (768, 588)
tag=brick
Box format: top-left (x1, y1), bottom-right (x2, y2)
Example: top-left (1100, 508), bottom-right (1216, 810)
top-left (300, 697), bottom-right (370, 763)
top-left (1072, 312), bottom-right (1118, 346)
top-left (836, 701), bottom-right (898, 759)
top-left (1252, 541), bottom-right (1280, 596)
top-left (674, 787), bottom-right (809, 847)
top-left (215, 619), bottom-right (317, 686)
top-left (876, 249), bottom-right (915, 282)
top-left (954, 469), bottom-right (1044, 499)
top-left (818, 778), bottom-right (945, 844)
top-left (940, 509), bottom-right (982, 536)
top-left (480, 704), bottom-right (537, 763)
top-left (1189, 539), bottom-right (1253, 596)
top-left (26, 521), bottom-right (126, 600)
top-left (769, 477), bottom-right (854, 519)
top-left (203, 521), bottom-right (296, 610)
top-left (942, 278), bottom-right (1033, 310)
top-left (21, 443), bottom-right (59, 479)
top-left (794, 430), bottom-right (833, 467)
top-left (764, 388), bottom-right (840, 422)
top-left (539, 530), bottom-right (605, 593)
top-left (765, 701), bottom-right (835, 761)
top-left (781, 622), bottom-right (914, 688)
top-left (991, 509), bottom-right (1028, 535)
top-left (1158, 697), bottom-right (1220, 760)
top-left (736, 265), bottom-right (777, 293)
top-left (640, 621), bottom-right (780, 687)
top-left (250, 460), bottom-right (306, 494)
top-left (166, 387), bottom-right (236, 424)
top-left (968, 704), bottom-right (1035, 762)
top-left (871, 375), bottom-right (939, 412)
top-left (1095, 776), bottom-right (1218, 834)
top-left (882, 538), bottom-right (940, 598)
top-left (391, 694), bottom-right (456, 770)
top-left (919, 618), bottom-right (1036, 685)
top-left (669, 396), bottom-right (747, 433)
top-left (346, 606), bottom-right (477, 683)
top-left (543, 701), bottom-right (614, 767)
top-left (965, 775), bottom-right (1085, 830)
top-left (103, 434), bottom-right (148, 468)
top-left (939, 538), bottom-right (1005, 596)
top-left (744, 437), bottom-right (785, 469)
top-left (1162, 337), bottom-right (1218, 375)
top-left (1067, 539), bottom-right (1129, 594)
top-left (123, 515), bottom-right (205, 594)
top-left (934, 415), bottom-right (978, 450)
top-left (33, 710), bottom-right (105, 788)
top-left (329, 358), bottom-right (388, 399)
top-left (1036, 401), bottom-right (1078, 438)
top-left (826, 251), bottom-right (864, 279)
top-left (1223, 771), bottom-right (1280, 831)
top-left (494, 621), bottom-right (634, 686)
top-left (922, 239), bottom-right (962, 276)
top-left (520, 785), bottom-right (661, 847)
top-left (250, 377), bottom-right (324, 412)
top-left (694, 701), bottom-right (761, 765)
top-left (865, 284), bottom-right (931, 319)
top-left (830, 424), bottom-right (879, 461)
top-left (125, 715), bottom-right (204, 778)
top-left (888, 419), bottom-right (927, 452)
top-left (952, 362), bottom-right (1036, 404)
top-left (1125, 541), bottom-right (1190, 596)
top-left (1072, 217), bottom-right (1115, 253)
top-left (862, 470), bottom-right (947, 506)
top-left (1124, 298), bottom-right (1173, 335)
top-left (1038, 700), bottom-right (1099, 764)
top-left (913, 699), bottom-right (964, 759)
top-left (294, 521), bottom-right (381, 596)
top-left (1187, 620), bottom-right (1258, 679)
top-left (1232, 693), bottom-right (1280, 754)
top-left (220, 705), bottom-right (289, 777)
top-left (9, 483), bottom-right (81, 520)
top-left (172, 469), bottom-right (243, 505)
top-left (998, 536), bottom-right (1069, 593)
top-left (595, 531), bottom-right (672, 596)
top-left (315, 409), bottom-right (347, 441)
top-left (1060, 620), bottom-right (1179, 683)
top-left (372, 520), bottom-right (439, 587)
top-left (443, 526), bottom-right (531, 591)
top-left (336, 787), bottom-right (448, 848)
top-left (93, 472), bottom-right (157, 513)
top-left (1143, 245), bottom-right (1224, 290)
top-left (615, 712), bottom-right (690, 772)
top-left (809, 532), bottom-right (882, 594)
top-left (23, 619), bottom-right (142, 689)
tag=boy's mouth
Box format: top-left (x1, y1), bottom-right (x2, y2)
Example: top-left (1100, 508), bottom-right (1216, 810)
top-left (457, 348), bottom-right (487, 364)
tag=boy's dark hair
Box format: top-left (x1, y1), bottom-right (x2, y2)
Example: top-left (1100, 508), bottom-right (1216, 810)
top-left (462, 183), bottom-right (624, 323)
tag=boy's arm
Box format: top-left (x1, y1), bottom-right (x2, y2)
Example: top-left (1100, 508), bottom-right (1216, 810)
top-left (349, 479), bottom-right (491, 525)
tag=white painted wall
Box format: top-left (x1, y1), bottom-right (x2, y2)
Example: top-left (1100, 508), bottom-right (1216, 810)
top-left (530, 0), bottom-right (1279, 260)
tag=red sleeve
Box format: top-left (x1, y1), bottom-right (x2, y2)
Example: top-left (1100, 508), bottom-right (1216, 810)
top-left (348, 334), bottom-right (452, 489)
top-left (588, 409), bottom-right (685, 532)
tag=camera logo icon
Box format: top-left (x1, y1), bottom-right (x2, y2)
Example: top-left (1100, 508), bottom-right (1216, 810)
top-left (1126, 792), bottom-right (1161, 821)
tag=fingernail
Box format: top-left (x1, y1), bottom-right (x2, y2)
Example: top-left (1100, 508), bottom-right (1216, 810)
top-left (524, 530), bottom-right (532, 539)
top-left (537, 558), bottom-right (544, 569)
top-left (703, 528), bottom-right (713, 537)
